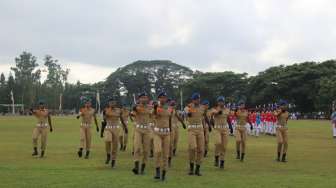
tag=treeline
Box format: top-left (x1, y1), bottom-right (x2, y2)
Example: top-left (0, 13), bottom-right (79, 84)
top-left (0, 51), bottom-right (335, 114)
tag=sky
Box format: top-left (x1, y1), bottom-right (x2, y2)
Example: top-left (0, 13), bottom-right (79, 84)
top-left (0, 0), bottom-right (335, 83)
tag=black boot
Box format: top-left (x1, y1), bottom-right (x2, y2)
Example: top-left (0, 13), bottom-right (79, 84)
top-left (220, 160), bottom-right (225, 169)
top-left (281, 153), bottom-right (287, 162)
top-left (154, 167), bottom-right (160, 179)
top-left (277, 152), bottom-right (281, 162)
top-left (204, 150), bottom-right (208, 157)
top-left (236, 150), bottom-right (240, 159)
top-left (150, 150), bottom-right (154, 158)
top-left (123, 145), bottom-right (127, 151)
top-left (77, 148), bottom-right (83, 158)
top-left (32, 147), bottom-right (38, 156)
top-left (168, 157), bottom-right (172, 167)
top-left (105, 154), bottom-right (111, 164)
top-left (140, 163), bottom-right (146, 174)
top-left (240, 153), bottom-right (245, 162)
top-left (195, 164), bottom-right (202, 176)
top-left (188, 163), bottom-right (194, 175)
top-left (85, 150), bottom-right (90, 159)
top-left (120, 144), bottom-right (123, 151)
top-left (161, 170), bottom-right (166, 181)
top-left (132, 161), bottom-right (139, 175)
top-left (111, 160), bottom-right (115, 168)
top-left (173, 149), bottom-right (176, 156)
top-left (214, 156), bottom-right (219, 167)
top-left (40, 150), bottom-right (45, 158)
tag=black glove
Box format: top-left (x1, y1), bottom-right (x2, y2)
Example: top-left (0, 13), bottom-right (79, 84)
top-left (76, 115), bottom-right (80, 119)
top-left (218, 110), bottom-right (223, 115)
top-left (124, 128), bottom-right (128, 134)
top-left (96, 126), bottom-right (99, 132)
top-left (50, 127), bottom-right (53, 132)
top-left (187, 112), bottom-right (192, 117)
top-left (208, 126), bottom-right (212, 132)
top-left (182, 123), bottom-right (186, 129)
top-left (100, 121), bottom-right (106, 138)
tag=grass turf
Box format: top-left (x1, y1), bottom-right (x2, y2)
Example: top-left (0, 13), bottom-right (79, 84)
top-left (0, 116), bottom-right (335, 188)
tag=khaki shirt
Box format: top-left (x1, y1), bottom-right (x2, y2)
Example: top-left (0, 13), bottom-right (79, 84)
top-left (133, 104), bottom-right (152, 125)
top-left (212, 107), bottom-right (230, 126)
top-left (34, 108), bottom-right (49, 124)
top-left (153, 104), bottom-right (172, 129)
top-left (236, 109), bottom-right (248, 126)
top-left (185, 104), bottom-right (206, 125)
top-left (276, 110), bottom-right (289, 126)
top-left (104, 107), bottom-right (122, 125)
top-left (80, 107), bottom-right (95, 125)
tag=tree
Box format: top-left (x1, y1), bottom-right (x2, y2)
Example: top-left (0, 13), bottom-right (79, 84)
top-left (41, 55), bottom-right (69, 109)
top-left (10, 52), bottom-right (41, 107)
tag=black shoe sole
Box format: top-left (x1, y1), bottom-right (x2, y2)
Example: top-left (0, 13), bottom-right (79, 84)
top-left (132, 169), bottom-right (139, 175)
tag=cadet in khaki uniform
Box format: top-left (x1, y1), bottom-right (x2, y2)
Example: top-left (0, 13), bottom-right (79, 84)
top-left (274, 100), bottom-right (289, 162)
top-left (152, 92), bottom-right (172, 181)
top-left (119, 106), bottom-right (129, 151)
top-left (210, 96), bottom-right (230, 169)
top-left (76, 98), bottom-right (99, 159)
top-left (131, 92), bottom-right (152, 175)
top-left (31, 100), bottom-right (53, 158)
top-left (201, 100), bottom-right (212, 158)
top-left (185, 92), bottom-right (209, 176)
top-left (235, 100), bottom-right (249, 162)
top-left (100, 98), bottom-right (128, 168)
top-left (168, 100), bottom-right (186, 166)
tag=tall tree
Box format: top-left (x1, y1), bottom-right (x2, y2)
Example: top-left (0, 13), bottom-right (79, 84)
top-left (41, 55), bottom-right (69, 109)
top-left (10, 52), bottom-right (41, 107)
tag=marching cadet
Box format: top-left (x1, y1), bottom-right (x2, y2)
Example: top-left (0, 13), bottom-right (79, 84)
top-left (152, 92), bottom-right (173, 181)
top-left (185, 92), bottom-right (209, 176)
top-left (274, 100), bottom-right (289, 162)
top-left (76, 98), bottom-right (99, 159)
top-left (119, 105), bottom-right (130, 151)
top-left (168, 100), bottom-right (186, 166)
top-left (130, 92), bottom-right (152, 175)
top-left (201, 100), bottom-right (212, 157)
top-left (100, 98), bottom-right (128, 168)
top-left (31, 100), bottom-right (53, 158)
top-left (235, 100), bottom-right (249, 162)
top-left (210, 96), bottom-right (230, 169)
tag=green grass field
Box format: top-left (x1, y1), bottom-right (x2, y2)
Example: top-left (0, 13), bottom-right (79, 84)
top-left (0, 116), bottom-right (335, 188)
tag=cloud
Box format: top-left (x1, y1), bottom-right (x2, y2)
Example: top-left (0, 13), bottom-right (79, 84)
top-left (0, 0), bottom-right (335, 82)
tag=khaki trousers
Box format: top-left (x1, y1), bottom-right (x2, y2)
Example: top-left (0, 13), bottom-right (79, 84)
top-left (104, 128), bottom-right (119, 160)
top-left (235, 126), bottom-right (247, 153)
top-left (80, 126), bottom-right (92, 150)
top-left (276, 127), bottom-right (288, 153)
top-left (170, 126), bottom-right (179, 157)
top-left (133, 128), bottom-right (151, 164)
top-left (188, 128), bottom-right (205, 165)
top-left (32, 127), bottom-right (48, 150)
top-left (214, 128), bottom-right (229, 160)
top-left (154, 133), bottom-right (170, 170)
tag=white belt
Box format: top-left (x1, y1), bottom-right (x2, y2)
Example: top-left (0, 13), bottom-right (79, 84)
top-left (81, 123), bottom-right (91, 127)
top-left (187, 124), bottom-right (203, 129)
top-left (154, 127), bottom-right (170, 133)
top-left (277, 124), bottom-right (287, 128)
top-left (214, 125), bottom-right (228, 129)
top-left (106, 125), bottom-right (120, 129)
top-left (136, 124), bottom-right (149, 129)
top-left (36, 123), bottom-right (48, 127)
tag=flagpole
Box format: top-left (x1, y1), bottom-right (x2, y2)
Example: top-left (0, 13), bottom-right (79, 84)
top-left (59, 93), bottom-right (63, 112)
top-left (10, 90), bottom-right (15, 115)
top-left (180, 89), bottom-right (183, 111)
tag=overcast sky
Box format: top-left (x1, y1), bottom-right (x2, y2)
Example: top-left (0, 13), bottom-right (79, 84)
top-left (0, 0), bottom-right (335, 83)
